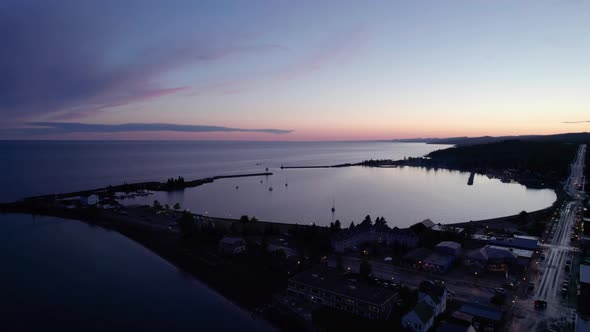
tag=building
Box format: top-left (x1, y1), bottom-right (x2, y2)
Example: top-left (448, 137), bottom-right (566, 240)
top-left (579, 264), bottom-right (590, 316)
top-left (436, 322), bottom-right (476, 332)
top-left (455, 303), bottom-right (502, 327)
top-left (422, 253), bottom-right (455, 274)
top-left (331, 224), bottom-right (418, 253)
top-left (402, 248), bottom-right (433, 270)
top-left (403, 281), bottom-right (448, 332)
top-left (487, 235), bottom-right (539, 251)
top-left (465, 245), bottom-right (519, 273)
top-left (402, 300), bottom-right (435, 332)
top-left (576, 314), bottom-right (590, 332)
top-left (218, 236), bottom-right (246, 255)
top-left (419, 219), bottom-right (435, 229)
top-left (267, 243), bottom-right (298, 258)
top-left (287, 267), bottom-right (398, 320)
top-left (327, 255), bottom-right (401, 281)
top-left (418, 281), bottom-right (448, 316)
top-left (435, 241), bottom-right (462, 256)
top-left (80, 194), bottom-right (99, 206)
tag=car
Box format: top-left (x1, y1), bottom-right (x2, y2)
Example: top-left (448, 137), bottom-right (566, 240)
top-left (534, 300), bottom-right (547, 309)
top-left (561, 287), bottom-right (568, 296)
top-left (494, 287), bottom-right (506, 295)
top-left (540, 253), bottom-right (546, 260)
top-left (528, 282), bottom-right (535, 290)
top-left (566, 259), bottom-right (571, 265)
top-left (504, 281), bottom-right (516, 289)
top-left (565, 265), bottom-right (571, 272)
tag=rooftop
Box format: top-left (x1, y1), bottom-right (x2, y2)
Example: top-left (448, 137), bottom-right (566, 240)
top-left (419, 281), bottom-right (447, 303)
top-left (580, 264), bottom-right (590, 284)
top-left (413, 300), bottom-right (435, 323)
top-left (289, 267), bottom-right (397, 305)
top-left (423, 252), bottom-right (454, 267)
top-left (436, 241), bottom-right (462, 250)
top-left (420, 219), bottom-right (435, 228)
top-left (431, 224), bottom-right (464, 233)
top-left (436, 322), bottom-right (475, 332)
top-left (467, 245), bottom-right (518, 261)
top-left (403, 247), bottom-right (433, 262)
top-left (458, 303), bottom-right (502, 322)
top-left (488, 236), bottom-right (538, 250)
top-left (487, 245), bottom-right (534, 259)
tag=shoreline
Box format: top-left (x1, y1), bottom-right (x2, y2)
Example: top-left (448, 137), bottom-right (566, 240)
top-left (282, 160), bottom-right (556, 190)
top-left (25, 171), bottom-right (274, 201)
top-left (0, 204), bottom-right (308, 331)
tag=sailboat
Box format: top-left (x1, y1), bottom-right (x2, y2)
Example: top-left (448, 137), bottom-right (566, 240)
top-left (331, 199), bottom-right (335, 213)
top-left (285, 174), bottom-right (288, 187)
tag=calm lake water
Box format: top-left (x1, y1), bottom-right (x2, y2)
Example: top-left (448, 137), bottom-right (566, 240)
top-left (1, 140), bottom-right (444, 202)
top-left (2, 141), bottom-right (556, 226)
top-left (0, 213), bottom-right (275, 332)
top-left (123, 166), bottom-right (556, 227)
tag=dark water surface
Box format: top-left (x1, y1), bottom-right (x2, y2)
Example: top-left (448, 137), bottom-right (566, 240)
top-left (0, 214), bottom-right (275, 331)
top-left (2, 141), bottom-right (556, 226)
top-left (1, 140), bottom-right (444, 202)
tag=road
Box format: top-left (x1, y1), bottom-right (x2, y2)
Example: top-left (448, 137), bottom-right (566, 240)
top-left (510, 144), bottom-right (586, 332)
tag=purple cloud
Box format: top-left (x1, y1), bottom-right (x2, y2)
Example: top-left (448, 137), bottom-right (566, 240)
top-left (189, 27), bottom-right (367, 95)
top-left (0, 1), bottom-right (284, 123)
top-left (9, 122), bottom-right (293, 135)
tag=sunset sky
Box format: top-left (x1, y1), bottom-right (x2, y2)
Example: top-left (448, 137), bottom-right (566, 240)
top-left (1, 0), bottom-right (589, 140)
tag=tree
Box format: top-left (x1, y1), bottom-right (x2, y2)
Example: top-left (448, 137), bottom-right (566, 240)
top-left (165, 204), bottom-right (170, 210)
top-left (153, 200), bottom-right (162, 210)
top-left (173, 202), bottom-right (181, 210)
top-left (349, 221), bottom-right (355, 230)
top-left (177, 210), bottom-right (195, 238)
top-left (239, 215), bottom-right (250, 223)
top-left (360, 259), bottom-right (372, 280)
top-left (361, 215), bottom-right (372, 227)
top-left (334, 220), bottom-right (341, 230)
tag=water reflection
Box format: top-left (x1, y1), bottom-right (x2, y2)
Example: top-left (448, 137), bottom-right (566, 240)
top-left (123, 166), bottom-right (556, 227)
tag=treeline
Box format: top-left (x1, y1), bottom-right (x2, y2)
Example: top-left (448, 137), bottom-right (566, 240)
top-left (426, 140), bottom-right (579, 179)
top-left (164, 176), bottom-right (185, 190)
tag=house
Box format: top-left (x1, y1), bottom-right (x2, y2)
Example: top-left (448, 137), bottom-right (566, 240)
top-left (422, 253), bottom-right (455, 274)
top-left (403, 281), bottom-right (448, 332)
top-left (402, 300), bottom-right (435, 332)
top-left (402, 248), bottom-right (433, 270)
top-left (420, 219), bottom-right (435, 229)
top-left (331, 223), bottom-right (418, 253)
top-left (80, 194), bottom-right (99, 206)
top-left (418, 281), bottom-right (447, 316)
top-left (435, 241), bottom-right (462, 256)
top-left (465, 245), bottom-right (518, 273)
top-left (218, 236), bottom-right (246, 255)
top-left (288, 267), bottom-right (398, 320)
